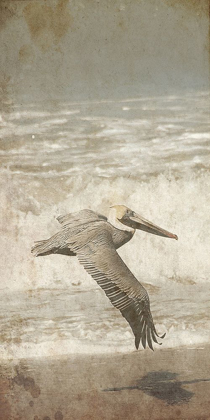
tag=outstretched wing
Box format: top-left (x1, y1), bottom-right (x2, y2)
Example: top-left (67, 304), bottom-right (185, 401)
top-left (32, 210), bottom-right (107, 257)
top-left (57, 209), bottom-right (107, 227)
top-left (67, 224), bottom-right (165, 350)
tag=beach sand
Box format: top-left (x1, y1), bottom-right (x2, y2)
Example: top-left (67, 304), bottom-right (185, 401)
top-left (1, 345), bottom-right (210, 420)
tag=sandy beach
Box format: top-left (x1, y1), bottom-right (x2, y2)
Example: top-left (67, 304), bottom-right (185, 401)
top-left (1, 345), bottom-right (210, 420)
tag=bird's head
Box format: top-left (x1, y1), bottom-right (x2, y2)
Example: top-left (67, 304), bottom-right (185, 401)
top-left (109, 205), bottom-right (178, 239)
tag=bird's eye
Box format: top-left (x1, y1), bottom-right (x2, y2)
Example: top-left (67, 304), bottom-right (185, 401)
top-left (129, 210), bottom-right (134, 216)
top-left (125, 209), bottom-right (134, 217)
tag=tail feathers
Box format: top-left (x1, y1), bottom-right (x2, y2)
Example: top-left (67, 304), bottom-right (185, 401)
top-left (31, 239), bottom-right (75, 257)
top-left (31, 240), bottom-right (52, 257)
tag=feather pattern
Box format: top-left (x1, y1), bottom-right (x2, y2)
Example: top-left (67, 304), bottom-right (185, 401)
top-left (66, 224), bottom-right (164, 350)
top-left (31, 209), bottom-right (107, 257)
top-left (32, 208), bottom-right (166, 349)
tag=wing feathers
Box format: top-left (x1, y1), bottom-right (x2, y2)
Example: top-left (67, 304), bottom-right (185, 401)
top-left (57, 209), bottom-right (107, 227)
top-left (146, 326), bottom-right (154, 351)
top-left (68, 222), bottom-right (164, 350)
top-left (32, 210), bottom-right (165, 349)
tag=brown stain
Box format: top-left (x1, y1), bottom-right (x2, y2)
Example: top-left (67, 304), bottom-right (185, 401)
top-left (118, 17), bottom-right (126, 31)
top-left (13, 372), bottom-right (41, 399)
top-left (18, 44), bottom-right (33, 64)
top-left (0, 74), bottom-right (12, 113)
top-left (0, 2), bottom-right (17, 31)
top-left (23, 0), bottom-right (71, 52)
top-left (0, 375), bottom-right (11, 420)
top-left (2, 315), bottom-right (26, 346)
top-left (164, 0), bottom-right (208, 15)
top-left (54, 410), bottom-right (63, 420)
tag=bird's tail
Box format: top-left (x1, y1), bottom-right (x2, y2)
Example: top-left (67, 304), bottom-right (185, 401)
top-left (31, 239), bottom-right (53, 257)
top-left (31, 231), bottom-right (75, 257)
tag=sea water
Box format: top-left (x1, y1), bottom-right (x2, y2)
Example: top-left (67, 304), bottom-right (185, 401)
top-left (0, 91), bottom-right (210, 358)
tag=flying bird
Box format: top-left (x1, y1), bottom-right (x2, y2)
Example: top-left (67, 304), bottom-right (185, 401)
top-left (31, 205), bottom-right (178, 350)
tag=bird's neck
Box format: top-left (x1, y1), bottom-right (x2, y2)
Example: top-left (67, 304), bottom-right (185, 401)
top-left (108, 208), bottom-right (135, 233)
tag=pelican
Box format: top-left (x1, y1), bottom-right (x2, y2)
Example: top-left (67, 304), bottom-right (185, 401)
top-left (31, 205), bottom-right (178, 350)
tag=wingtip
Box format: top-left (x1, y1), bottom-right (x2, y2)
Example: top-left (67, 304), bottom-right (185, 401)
top-left (148, 342), bottom-right (154, 351)
top-left (135, 336), bottom-right (140, 350)
top-left (135, 341), bottom-right (154, 351)
top-left (135, 332), bottom-right (155, 351)
top-left (142, 340), bottom-right (146, 350)
top-left (156, 332), bottom-right (166, 346)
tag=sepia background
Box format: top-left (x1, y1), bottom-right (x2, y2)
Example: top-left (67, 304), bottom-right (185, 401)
top-left (0, 1), bottom-right (210, 419)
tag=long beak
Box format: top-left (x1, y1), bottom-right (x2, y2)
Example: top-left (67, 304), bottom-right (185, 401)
top-left (129, 213), bottom-right (178, 240)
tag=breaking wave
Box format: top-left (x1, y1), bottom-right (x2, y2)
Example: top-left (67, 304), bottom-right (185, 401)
top-left (0, 92), bottom-right (210, 357)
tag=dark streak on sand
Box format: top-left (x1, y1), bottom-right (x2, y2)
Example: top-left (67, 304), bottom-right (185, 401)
top-left (104, 370), bottom-right (210, 406)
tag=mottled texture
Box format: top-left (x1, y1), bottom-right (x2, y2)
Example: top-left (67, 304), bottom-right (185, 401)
top-left (23, 0), bottom-right (71, 51)
top-left (1, 347), bottom-right (210, 419)
top-left (0, 0), bottom-right (208, 104)
top-left (0, 1), bottom-right (209, 419)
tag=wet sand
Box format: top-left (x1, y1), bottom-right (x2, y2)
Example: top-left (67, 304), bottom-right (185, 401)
top-left (1, 345), bottom-right (210, 420)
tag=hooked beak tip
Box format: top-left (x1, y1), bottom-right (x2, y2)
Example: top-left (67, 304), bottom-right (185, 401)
top-left (169, 232), bottom-right (178, 240)
top-left (129, 214), bottom-right (178, 240)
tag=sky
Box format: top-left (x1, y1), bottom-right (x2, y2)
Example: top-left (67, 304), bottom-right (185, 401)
top-left (0, 0), bottom-right (209, 103)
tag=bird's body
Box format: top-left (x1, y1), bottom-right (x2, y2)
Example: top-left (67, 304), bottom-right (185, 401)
top-left (32, 205), bottom-right (178, 350)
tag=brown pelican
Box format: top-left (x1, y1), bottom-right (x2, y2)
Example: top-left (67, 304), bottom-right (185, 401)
top-left (31, 205), bottom-right (178, 350)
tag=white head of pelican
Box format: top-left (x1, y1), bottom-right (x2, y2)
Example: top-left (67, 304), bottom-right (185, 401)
top-left (109, 205), bottom-right (178, 239)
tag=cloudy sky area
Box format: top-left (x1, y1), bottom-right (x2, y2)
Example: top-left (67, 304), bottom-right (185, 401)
top-left (1, 0), bottom-right (209, 103)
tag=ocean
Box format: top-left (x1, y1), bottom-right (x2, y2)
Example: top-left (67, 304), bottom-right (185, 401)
top-left (0, 91), bottom-right (210, 359)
